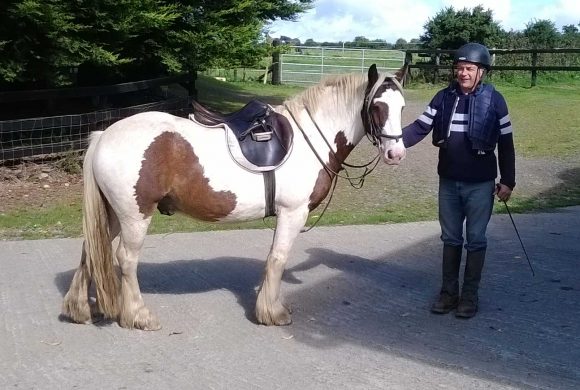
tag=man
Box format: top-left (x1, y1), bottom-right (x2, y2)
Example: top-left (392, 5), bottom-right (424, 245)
top-left (402, 42), bottom-right (516, 318)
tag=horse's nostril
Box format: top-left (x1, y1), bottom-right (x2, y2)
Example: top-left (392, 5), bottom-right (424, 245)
top-left (387, 150), bottom-right (394, 160)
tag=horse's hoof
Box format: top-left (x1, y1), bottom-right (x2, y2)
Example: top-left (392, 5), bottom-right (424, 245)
top-left (256, 304), bottom-right (292, 326)
top-left (120, 307), bottom-right (161, 331)
top-left (273, 313), bottom-right (292, 326)
top-left (62, 297), bottom-right (92, 324)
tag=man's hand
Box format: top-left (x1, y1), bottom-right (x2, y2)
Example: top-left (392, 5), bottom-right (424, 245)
top-left (495, 183), bottom-right (512, 202)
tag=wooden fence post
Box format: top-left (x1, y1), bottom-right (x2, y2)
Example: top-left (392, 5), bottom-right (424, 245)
top-left (434, 51), bottom-right (440, 84)
top-left (271, 39), bottom-right (281, 85)
top-left (184, 71), bottom-right (197, 100)
top-left (531, 51), bottom-right (538, 87)
top-left (404, 51), bottom-right (413, 86)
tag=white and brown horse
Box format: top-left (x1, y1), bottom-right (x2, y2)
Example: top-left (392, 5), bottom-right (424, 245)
top-left (62, 64), bottom-right (406, 330)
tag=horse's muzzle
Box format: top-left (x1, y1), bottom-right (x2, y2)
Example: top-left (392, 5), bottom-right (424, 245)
top-left (381, 143), bottom-right (406, 165)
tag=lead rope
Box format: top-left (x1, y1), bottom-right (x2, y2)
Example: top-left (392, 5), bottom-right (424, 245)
top-left (286, 103), bottom-right (382, 187)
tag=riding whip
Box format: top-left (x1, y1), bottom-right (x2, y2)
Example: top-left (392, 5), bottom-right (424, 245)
top-left (502, 200), bottom-right (535, 276)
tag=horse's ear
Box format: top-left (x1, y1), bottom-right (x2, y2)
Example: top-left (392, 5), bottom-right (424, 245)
top-left (394, 64), bottom-right (408, 85)
top-left (368, 64), bottom-right (379, 86)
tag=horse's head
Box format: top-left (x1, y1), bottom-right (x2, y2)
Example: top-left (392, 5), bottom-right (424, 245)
top-left (361, 64), bottom-right (406, 165)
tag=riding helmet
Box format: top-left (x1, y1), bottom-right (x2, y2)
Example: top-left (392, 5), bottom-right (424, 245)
top-left (453, 43), bottom-right (491, 69)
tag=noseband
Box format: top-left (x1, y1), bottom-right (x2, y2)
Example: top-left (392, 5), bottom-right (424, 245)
top-left (361, 77), bottom-right (404, 145)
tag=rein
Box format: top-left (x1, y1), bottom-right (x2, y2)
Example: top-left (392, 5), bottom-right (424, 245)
top-left (281, 102), bottom-right (383, 233)
top-left (284, 103), bottom-right (382, 189)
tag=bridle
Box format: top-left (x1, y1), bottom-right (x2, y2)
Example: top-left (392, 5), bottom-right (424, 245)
top-left (283, 75), bottom-right (404, 186)
top-left (361, 76), bottom-right (404, 146)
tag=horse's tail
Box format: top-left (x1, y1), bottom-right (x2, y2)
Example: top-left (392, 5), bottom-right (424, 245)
top-left (82, 131), bottom-right (120, 319)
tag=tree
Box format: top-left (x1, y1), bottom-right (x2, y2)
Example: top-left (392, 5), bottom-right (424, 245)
top-left (524, 19), bottom-right (559, 48)
top-left (420, 6), bottom-right (503, 49)
top-left (561, 24), bottom-right (580, 47)
top-left (394, 38), bottom-right (408, 49)
top-left (497, 30), bottom-right (530, 50)
top-left (561, 24), bottom-right (579, 35)
top-left (0, 0), bottom-right (313, 89)
top-left (353, 36), bottom-right (370, 46)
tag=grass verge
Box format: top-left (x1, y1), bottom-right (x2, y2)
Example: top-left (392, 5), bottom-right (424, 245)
top-left (1, 76), bottom-right (578, 240)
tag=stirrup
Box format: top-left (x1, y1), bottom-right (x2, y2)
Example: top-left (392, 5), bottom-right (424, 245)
top-left (251, 130), bottom-right (273, 142)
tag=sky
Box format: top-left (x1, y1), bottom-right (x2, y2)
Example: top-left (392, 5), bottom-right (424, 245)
top-left (268, 0), bottom-right (580, 43)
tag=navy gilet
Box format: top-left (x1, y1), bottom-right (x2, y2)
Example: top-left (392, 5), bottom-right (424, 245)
top-left (433, 83), bottom-right (498, 151)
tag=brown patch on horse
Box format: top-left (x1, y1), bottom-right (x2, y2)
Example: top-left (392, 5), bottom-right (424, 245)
top-left (308, 132), bottom-right (354, 210)
top-left (372, 101), bottom-right (389, 129)
top-left (134, 131), bottom-right (236, 220)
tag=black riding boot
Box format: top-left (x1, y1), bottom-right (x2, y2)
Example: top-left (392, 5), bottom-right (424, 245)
top-left (456, 249), bottom-right (486, 318)
top-left (431, 245), bottom-right (462, 314)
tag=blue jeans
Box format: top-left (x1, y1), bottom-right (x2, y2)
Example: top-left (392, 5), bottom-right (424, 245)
top-left (438, 178), bottom-right (495, 252)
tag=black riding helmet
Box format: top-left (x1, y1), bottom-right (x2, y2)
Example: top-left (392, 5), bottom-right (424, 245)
top-left (453, 43), bottom-right (491, 69)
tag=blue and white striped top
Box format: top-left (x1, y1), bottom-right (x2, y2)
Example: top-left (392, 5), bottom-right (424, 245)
top-left (403, 84), bottom-right (516, 188)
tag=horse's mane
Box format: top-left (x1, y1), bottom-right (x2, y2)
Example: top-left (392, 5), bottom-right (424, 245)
top-left (284, 73), bottom-right (366, 113)
top-left (283, 71), bottom-right (400, 114)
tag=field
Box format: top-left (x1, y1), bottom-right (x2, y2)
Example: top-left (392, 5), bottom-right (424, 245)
top-left (280, 47), bottom-right (406, 83)
top-left (202, 47), bottom-right (406, 84)
top-left (0, 75), bottom-right (579, 240)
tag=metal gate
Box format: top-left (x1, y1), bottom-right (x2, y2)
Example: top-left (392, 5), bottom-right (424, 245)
top-left (280, 46), bottom-right (405, 85)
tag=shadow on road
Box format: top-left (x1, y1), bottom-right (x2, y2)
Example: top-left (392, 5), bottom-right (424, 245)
top-left (53, 211), bottom-right (579, 389)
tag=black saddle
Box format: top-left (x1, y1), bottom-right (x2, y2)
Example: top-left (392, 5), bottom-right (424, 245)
top-left (192, 99), bottom-right (293, 167)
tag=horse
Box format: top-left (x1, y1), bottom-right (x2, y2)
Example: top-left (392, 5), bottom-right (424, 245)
top-left (62, 64), bottom-right (407, 330)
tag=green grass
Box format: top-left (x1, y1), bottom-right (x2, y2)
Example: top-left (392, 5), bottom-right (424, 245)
top-left (500, 83), bottom-right (580, 158)
top-left (404, 78), bottom-right (580, 158)
top-left (0, 202), bottom-right (82, 240)
top-left (1, 75), bottom-right (579, 240)
top-left (195, 75), bottom-right (302, 111)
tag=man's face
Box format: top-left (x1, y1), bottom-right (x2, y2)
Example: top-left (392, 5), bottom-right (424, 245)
top-left (454, 61), bottom-right (484, 92)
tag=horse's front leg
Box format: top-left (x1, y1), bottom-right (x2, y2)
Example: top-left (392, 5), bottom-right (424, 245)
top-left (256, 206), bottom-right (309, 325)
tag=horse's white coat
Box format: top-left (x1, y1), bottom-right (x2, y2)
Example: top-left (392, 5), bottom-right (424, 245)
top-left (62, 68), bottom-right (406, 329)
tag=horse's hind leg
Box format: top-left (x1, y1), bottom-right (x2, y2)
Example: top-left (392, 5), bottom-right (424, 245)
top-left (62, 207), bottom-right (121, 323)
top-left (62, 242), bottom-right (92, 323)
top-left (116, 217), bottom-right (160, 331)
top-left (256, 207), bottom-right (309, 325)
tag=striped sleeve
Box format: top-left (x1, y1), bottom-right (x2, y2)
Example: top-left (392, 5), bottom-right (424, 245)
top-left (499, 113), bottom-right (513, 135)
top-left (495, 91), bottom-right (516, 188)
top-left (402, 91), bottom-right (443, 148)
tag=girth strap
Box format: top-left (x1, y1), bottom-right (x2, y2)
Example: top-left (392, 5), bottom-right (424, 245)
top-left (263, 170), bottom-right (276, 217)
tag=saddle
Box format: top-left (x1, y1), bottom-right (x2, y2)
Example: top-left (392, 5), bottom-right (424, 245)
top-left (190, 99), bottom-right (294, 171)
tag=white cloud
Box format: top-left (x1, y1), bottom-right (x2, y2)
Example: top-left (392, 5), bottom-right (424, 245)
top-left (539, 0), bottom-right (580, 29)
top-left (269, 0), bottom-right (433, 43)
top-left (268, 0), bottom-right (580, 44)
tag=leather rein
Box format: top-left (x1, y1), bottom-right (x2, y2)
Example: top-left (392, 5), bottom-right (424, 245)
top-left (283, 103), bottom-right (382, 190)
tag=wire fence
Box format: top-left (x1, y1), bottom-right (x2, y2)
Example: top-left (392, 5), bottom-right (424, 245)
top-left (0, 97), bottom-right (192, 163)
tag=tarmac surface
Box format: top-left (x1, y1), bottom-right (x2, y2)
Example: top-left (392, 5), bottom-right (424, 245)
top-left (1, 207), bottom-right (579, 389)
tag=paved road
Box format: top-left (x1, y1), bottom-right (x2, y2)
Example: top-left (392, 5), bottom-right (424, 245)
top-left (1, 207), bottom-right (579, 389)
